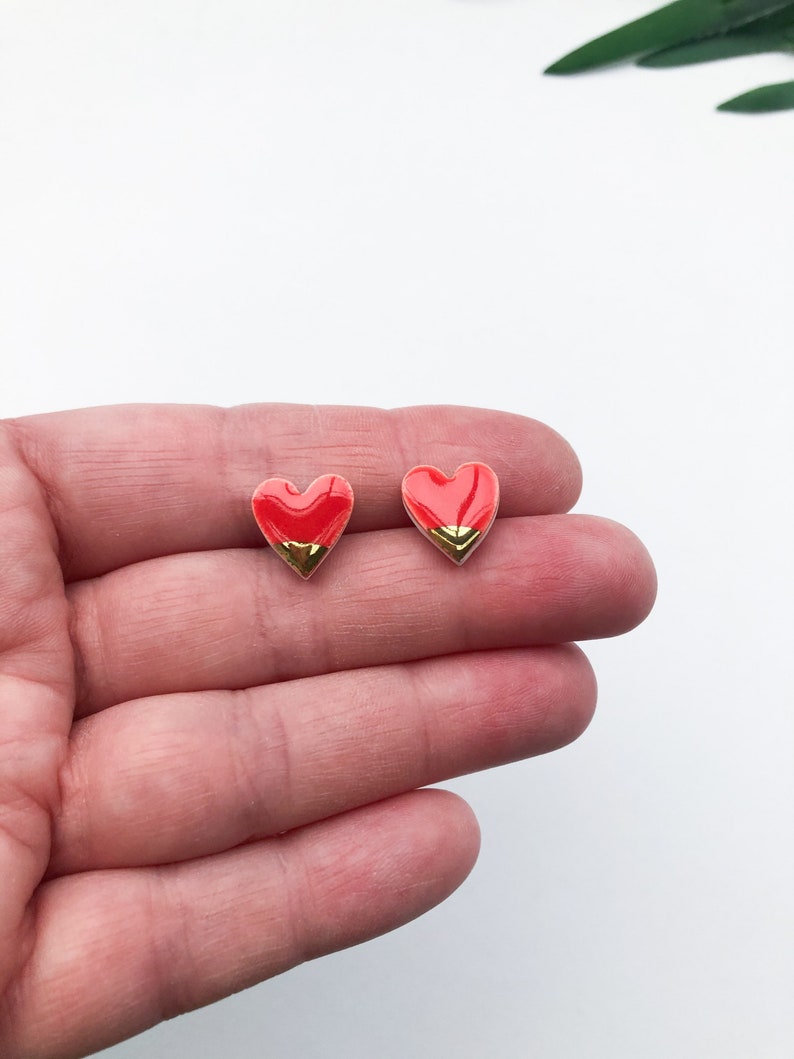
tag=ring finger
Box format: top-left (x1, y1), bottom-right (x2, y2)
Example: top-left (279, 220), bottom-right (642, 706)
top-left (53, 644), bottom-right (596, 875)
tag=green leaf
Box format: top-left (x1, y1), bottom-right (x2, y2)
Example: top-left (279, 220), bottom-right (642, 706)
top-left (638, 4), bottom-right (794, 64)
top-left (717, 77), bottom-right (794, 108)
top-left (639, 31), bottom-right (794, 64)
top-left (545, 0), bottom-right (794, 75)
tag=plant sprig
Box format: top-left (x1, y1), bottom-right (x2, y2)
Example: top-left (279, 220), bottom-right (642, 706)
top-left (546, 0), bottom-right (794, 113)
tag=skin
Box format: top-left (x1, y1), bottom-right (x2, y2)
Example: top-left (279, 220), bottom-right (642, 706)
top-left (0, 403), bottom-right (656, 1059)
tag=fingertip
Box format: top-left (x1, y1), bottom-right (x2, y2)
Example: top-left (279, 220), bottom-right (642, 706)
top-left (294, 790), bottom-right (482, 950)
top-left (544, 425), bottom-right (584, 513)
top-left (418, 787), bottom-right (482, 882)
top-left (602, 518), bottom-right (658, 633)
top-left (540, 642), bottom-right (599, 751)
top-left (572, 516), bottom-right (658, 637)
top-left (369, 789), bottom-right (481, 910)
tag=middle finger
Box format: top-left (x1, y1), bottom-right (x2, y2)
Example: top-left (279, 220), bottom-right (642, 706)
top-left (69, 514), bottom-right (653, 716)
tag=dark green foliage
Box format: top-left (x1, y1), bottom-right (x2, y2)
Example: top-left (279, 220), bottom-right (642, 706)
top-left (639, 6), bottom-right (794, 65)
top-left (545, 0), bottom-right (794, 113)
top-left (639, 31), bottom-right (792, 65)
top-left (718, 77), bottom-right (794, 107)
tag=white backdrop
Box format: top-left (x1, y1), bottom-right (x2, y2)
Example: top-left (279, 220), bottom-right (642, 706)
top-left (2, 2), bottom-right (793, 1056)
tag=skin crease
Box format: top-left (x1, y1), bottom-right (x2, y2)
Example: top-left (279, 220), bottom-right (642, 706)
top-left (0, 404), bottom-right (656, 1059)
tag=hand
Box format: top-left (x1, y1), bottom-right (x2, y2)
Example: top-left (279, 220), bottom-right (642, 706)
top-left (0, 404), bottom-right (655, 1058)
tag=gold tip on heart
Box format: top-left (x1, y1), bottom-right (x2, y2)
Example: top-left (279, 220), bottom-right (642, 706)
top-left (427, 525), bottom-right (481, 564)
top-left (271, 541), bottom-right (329, 579)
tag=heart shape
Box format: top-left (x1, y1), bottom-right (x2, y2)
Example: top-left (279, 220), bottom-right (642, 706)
top-left (252, 475), bottom-right (354, 579)
top-left (401, 462), bottom-right (499, 565)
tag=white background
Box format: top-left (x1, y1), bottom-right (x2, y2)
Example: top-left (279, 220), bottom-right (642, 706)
top-left (2, 1), bottom-right (793, 1056)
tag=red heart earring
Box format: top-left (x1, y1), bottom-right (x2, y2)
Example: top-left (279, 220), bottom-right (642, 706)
top-left (252, 475), bottom-right (354, 579)
top-left (401, 462), bottom-right (499, 565)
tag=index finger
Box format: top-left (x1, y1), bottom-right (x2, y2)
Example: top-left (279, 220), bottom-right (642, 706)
top-left (6, 403), bottom-right (582, 580)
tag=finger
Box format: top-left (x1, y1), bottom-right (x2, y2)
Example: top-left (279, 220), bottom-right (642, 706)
top-left (9, 404), bottom-right (582, 580)
top-left (4, 791), bottom-right (478, 1059)
top-left (69, 514), bottom-right (654, 715)
top-left (52, 645), bottom-right (594, 874)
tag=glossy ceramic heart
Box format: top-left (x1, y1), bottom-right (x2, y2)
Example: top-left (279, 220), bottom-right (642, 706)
top-left (252, 475), bottom-right (354, 579)
top-left (401, 462), bottom-right (499, 565)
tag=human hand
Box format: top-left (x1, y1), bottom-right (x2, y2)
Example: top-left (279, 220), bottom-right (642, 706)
top-left (0, 404), bottom-right (655, 1058)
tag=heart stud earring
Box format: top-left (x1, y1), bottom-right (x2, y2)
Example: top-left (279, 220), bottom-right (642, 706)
top-left (252, 475), bottom-right (354, 579)
top-left (401, 462), bottom-right (499, 565)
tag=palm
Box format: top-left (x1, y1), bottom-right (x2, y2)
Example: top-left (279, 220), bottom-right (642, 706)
top-left (0, 404), bottom-right (654, 1058)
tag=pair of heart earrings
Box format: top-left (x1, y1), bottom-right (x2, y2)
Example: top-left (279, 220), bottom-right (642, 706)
top-left (251, 462), bottom-right (500, 579)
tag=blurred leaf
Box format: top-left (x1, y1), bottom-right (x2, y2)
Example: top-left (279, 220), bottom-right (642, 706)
top-left (639, 5), bottom-right (794, 64)
top-left (717, 77), bottom-right (794, 107)
top-left (638, 32), bottom-right (791, 63)
top-left (545, 0), bottom-right (794, 74)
